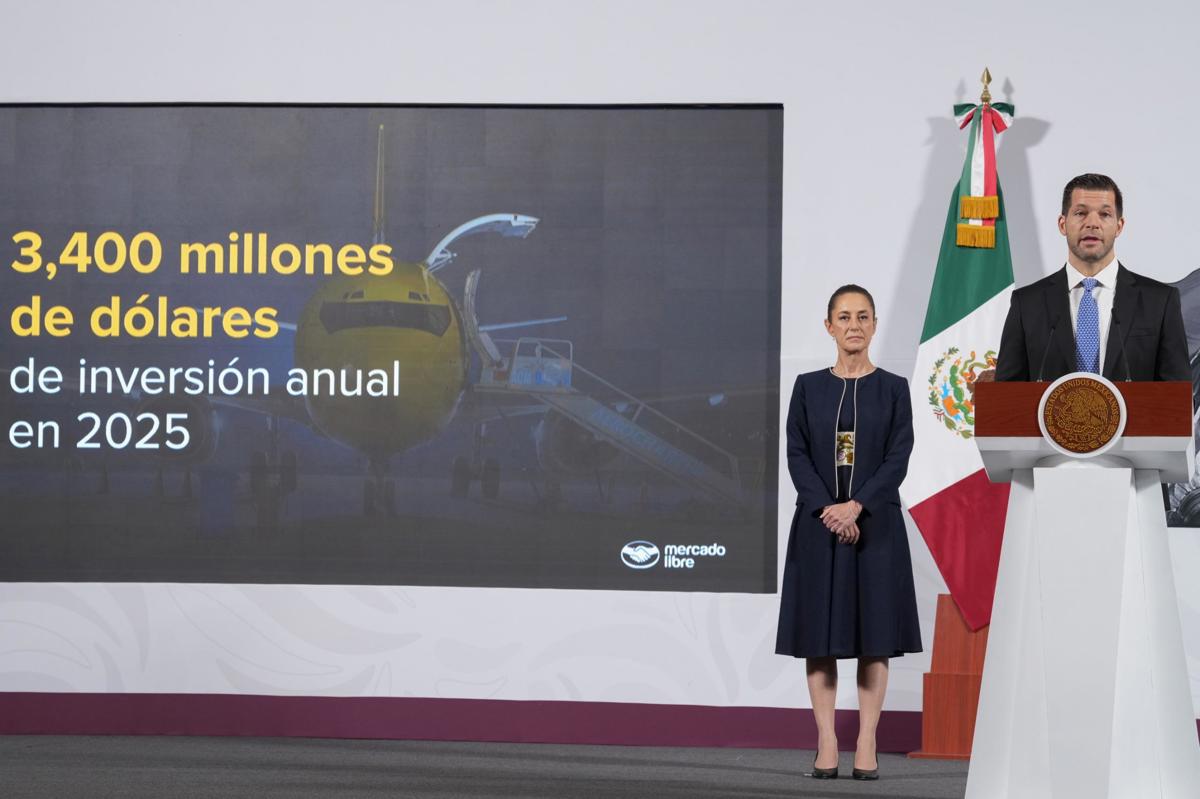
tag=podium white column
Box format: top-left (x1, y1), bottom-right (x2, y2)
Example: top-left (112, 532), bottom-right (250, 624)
top-left (968, 377), bottom-right (1200, 799)
top-left (966, 462), bottom-right (1199, 798)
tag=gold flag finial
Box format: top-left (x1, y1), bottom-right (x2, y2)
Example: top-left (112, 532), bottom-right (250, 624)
top-left (980, 67), bottom-right (993, 105)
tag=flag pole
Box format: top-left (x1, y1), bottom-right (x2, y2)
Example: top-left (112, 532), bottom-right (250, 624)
top-left (904, 66), bottom-right (1015, 760)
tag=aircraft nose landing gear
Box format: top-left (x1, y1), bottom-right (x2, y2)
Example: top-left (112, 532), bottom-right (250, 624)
top-left (449, 455), bottom-right (500, 499)
top-left (450, 422), bottom-right (500, 500)
top-left (363, 455), bottom-right (396, 517)
top-left (249, 449), bottom-right (297, 531)
top-left (248, 414), bottom-right (297, 531)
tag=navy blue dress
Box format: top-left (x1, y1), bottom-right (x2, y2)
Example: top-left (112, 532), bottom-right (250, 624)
top-left (775, 368), bottom-right (923, 659)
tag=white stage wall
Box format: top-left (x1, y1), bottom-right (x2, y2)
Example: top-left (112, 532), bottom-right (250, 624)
top-left (2, 0), bottom-right (1199, 716)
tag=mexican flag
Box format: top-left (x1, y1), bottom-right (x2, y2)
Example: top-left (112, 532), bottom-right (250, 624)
top-left (901, 101), bottom-right (1015, 631)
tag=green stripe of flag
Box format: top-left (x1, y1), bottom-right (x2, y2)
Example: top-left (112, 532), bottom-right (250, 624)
top-left (954, 101), bottom-right (1014, 117)
top-left (918, 182), bottom-right (1015, 343)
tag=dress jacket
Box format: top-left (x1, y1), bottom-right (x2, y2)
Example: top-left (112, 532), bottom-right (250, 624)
top-left (786, 368), bottom-right (913, 516)
top-left (995, 263), bottom-right (1189, 382)
top-left (776, 367), bottom-right (922, 659)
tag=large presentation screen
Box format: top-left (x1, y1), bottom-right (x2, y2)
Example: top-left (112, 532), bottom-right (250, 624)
top-left (0, 105), bottom-right (782, 592)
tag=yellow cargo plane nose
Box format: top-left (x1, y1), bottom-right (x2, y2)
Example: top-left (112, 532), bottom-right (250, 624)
top-left (293, 261), bottom-right (467, 459)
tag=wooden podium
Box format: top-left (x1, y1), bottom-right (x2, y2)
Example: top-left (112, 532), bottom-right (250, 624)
top-left (966, 376), bottom-right (1200, 799)
top-left (910, 594), bottom-right (989, 760)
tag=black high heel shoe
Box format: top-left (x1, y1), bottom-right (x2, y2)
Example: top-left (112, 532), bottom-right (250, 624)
top-left (808, 760), bottom-right (838, 779)
top-left (852, 766), bottom-right (879, 781)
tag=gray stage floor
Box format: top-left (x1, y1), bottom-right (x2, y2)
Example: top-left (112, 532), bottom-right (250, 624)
top-left (0, 736), bottom-right (968, 798)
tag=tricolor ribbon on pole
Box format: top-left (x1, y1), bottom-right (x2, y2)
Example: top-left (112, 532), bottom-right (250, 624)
top-left (953, 101), bottom-right (1014, 248)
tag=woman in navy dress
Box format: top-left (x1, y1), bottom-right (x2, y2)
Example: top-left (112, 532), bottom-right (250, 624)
top-left (776, 284), bottom-right (922, 781)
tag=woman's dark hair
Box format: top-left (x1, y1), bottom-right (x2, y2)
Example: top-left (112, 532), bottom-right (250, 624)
top-left (826, 284), bottom-right (876, 320)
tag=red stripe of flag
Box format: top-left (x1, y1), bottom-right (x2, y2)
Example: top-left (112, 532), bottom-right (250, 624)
top-left (907, 468), bottom-right (1010, 630)
top-left (982, 107), bottom-right (998, 229)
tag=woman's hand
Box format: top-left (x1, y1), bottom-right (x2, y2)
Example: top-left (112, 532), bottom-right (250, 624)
top-left (821, 501), bottom-right (862, 540)
top-left (835, 521), bottom-right (860, 545)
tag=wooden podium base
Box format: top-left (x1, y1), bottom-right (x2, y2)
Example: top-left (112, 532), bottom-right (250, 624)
top-left (909, 593), bottom-right (988, 760)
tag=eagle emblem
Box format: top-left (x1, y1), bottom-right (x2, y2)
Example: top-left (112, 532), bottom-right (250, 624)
top-left (927, 347), bottom-right (997, 439)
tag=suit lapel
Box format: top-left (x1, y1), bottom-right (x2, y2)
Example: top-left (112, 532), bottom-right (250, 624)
top-left (1103, 263), bottom-right (1136, 380)
top-left (1043, 268), bottom-right (1075, 374)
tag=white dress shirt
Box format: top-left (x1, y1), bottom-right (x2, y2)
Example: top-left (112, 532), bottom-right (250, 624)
top-left (1065, 258), bottom-right (1117, 372)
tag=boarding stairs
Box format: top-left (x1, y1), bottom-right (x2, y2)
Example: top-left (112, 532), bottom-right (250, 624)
top-left (472, 337), bottom-right (744, 505)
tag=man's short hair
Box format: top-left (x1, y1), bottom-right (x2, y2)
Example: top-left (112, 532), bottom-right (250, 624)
top-left (1061, 173), bottom-right (1123, 217)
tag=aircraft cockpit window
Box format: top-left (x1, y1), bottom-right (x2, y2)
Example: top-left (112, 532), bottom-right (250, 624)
top-left (350, 290), bottom-right (365, 300)
top-left (319, 300), bottom-right (451, 336)
top-left (408, 291), bottom-right (423, 301)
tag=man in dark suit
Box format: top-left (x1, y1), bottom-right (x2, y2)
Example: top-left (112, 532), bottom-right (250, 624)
top-left (996, 173), bottom-right (1189, 382)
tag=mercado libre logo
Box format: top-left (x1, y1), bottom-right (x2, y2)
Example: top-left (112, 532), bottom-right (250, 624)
top-left (927, 347), bottom-right (997, 439)
top-left (621, 541), bottom-right (661, 569)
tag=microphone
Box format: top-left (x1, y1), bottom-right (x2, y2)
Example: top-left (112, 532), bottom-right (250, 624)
top-left (1110, 312), bottom-right (1133, 382)
top-left (1036, 317), bottom-right (1061, 382)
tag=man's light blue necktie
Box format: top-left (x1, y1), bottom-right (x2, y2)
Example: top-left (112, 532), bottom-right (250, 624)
top-left (1076, 277), bottom-right (1100, 374)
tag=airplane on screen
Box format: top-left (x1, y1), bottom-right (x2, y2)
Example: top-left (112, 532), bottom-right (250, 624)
top-left (3, 122), bottom-right (753, 527)
top-left (204, 125), bottom-right (551, 516)
top-left (125, 125), bottom-right (746, 521)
